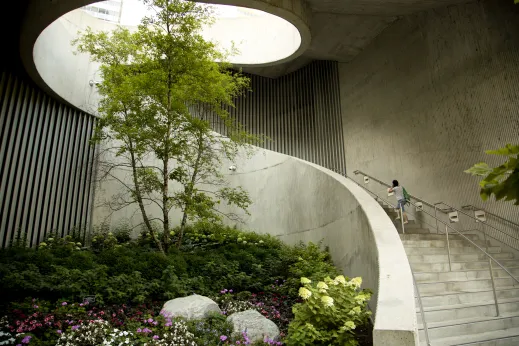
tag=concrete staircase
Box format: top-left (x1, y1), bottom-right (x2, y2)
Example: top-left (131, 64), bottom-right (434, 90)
top-left (377, 200), bottom-right (519, 346)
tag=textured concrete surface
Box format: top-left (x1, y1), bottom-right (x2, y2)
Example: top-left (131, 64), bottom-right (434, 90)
top-left (340, 1), bottom-right (519, 238)
top-left (220, 148), bottom-right (419, 345)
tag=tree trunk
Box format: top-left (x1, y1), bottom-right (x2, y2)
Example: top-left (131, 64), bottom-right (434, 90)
top-left (129, 140), bottom-right (165, 255)
top-left (177, 130), bottom-right (204, 248)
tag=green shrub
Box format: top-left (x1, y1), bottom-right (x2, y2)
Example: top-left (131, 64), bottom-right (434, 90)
top-left (0, 224), bottom-right (341, 311)
top-left (285, 276), bottom-right (372, 346)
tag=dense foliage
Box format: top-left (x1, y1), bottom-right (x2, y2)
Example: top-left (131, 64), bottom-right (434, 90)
top-left (74, 0), bottom-right (257, 254)
top-left (0, 225), bottom-right (372, 345)
top-left (465, 144), bottom-right (519, 205)
top-left (285, 277), bottom-right (372, 346)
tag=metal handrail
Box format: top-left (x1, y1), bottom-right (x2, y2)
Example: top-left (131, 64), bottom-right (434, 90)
top-left (353, 170), bottom-right (436, 208)
top-left (435, 202), bottom-right (519, 242)
top-left (412, 270), bottom-right (431, 346)
top-left (351, 173), bottom-right (519, 322)
top-left (355, 170), bottom-right (519, 249)
top-left (462, 204), bottom-right (519, 229)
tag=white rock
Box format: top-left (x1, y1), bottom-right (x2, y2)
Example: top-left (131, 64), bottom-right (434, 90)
top-left (161, 294), bottom-right (221, 320)
top-left (227, 310), bottom-right (280, 342)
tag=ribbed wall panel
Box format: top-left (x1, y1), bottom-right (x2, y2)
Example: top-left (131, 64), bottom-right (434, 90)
top-left (229, 61), bottom-right (346, 172)
top-left (0, 70), bottom-right (96, 248)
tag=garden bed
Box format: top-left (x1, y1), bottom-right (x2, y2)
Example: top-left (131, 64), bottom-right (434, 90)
top-left (0, 224), bottom-right (373, 345)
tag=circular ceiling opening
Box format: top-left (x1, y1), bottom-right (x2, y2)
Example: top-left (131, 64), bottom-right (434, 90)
top-left (32, 0), bottom-right (303, 112)
top-left (82, 0), bottom-right (302, 65)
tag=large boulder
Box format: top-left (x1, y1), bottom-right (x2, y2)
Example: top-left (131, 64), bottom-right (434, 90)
top-left (161, 294), bottom-right (221, 320)
top-left (227, 310), bottom-right (280, 342)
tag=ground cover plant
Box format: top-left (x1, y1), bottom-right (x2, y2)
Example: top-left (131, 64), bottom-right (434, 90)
top-left (0, 224), bottom-right (373, 345)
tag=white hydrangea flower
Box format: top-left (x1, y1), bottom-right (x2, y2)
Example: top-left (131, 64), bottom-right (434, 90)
top-left (321, 296), bottom-right (334, 307)
top-left (298, 287), bottom-right (312, 300)
top-left (300, 277), bottom-right (312, 285)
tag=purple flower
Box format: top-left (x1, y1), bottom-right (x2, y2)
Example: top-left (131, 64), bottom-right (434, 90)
top-left (72, 325), bottom-right (80, 331)
top-left (142, 328), bottom-right (152, 333)
top-left (220, 335), bottom-right (228, 341)
top-left (62, 302), bottom-right (67, 306)
top-left (21, 336), bottom-right (32, 344)
top-left (147, 318), bottom-right (154, 323)
top-left (57, 330), bottom-right (62, 334)
top-left (229, 289), bottom-right (233, 293)
top-left (153, 335), bottom-right (159, 340)
top-left (137, 328), bottom-right (142, 333)
top-left (33, 305), bottom-right (38, 309)
top-left (165, 322), bottom-right (172, 327)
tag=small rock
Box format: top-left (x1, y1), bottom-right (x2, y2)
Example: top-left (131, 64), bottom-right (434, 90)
top-left (161, 294), bottom-right (221, 320)
top-left (227, 310), bottom-right (280, 342)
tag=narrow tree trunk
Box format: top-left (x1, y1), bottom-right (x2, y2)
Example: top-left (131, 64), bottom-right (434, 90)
top-left (162, 157), bottom-right (170, 252)
top-left (177, 130), bottom-right (204, 248)
top-left (129, 141), bottom-right (165, 255)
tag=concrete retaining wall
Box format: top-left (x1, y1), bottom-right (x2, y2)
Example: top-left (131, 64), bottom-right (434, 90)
top-left (221, 149), bottom-right (419, 345)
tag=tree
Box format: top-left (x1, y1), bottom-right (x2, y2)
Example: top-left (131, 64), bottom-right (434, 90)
top-left (74, 0), bottom-right (254, 254)
top-left (172, 104), bottom-right (254, 247)
top-left (465, 144), bottom-right (519, 205)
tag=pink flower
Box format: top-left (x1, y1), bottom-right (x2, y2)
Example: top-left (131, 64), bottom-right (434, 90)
top-left (61, 302), bottom-right (67, 306)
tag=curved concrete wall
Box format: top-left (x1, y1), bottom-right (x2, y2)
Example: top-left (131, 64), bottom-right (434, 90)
top-left (220, 148), bottom-right (419, 345)
top-left (92, 143), bottom-right (418, 344)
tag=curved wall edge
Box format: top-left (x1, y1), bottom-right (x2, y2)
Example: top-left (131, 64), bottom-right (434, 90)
top-left (219, 148), bottom-right (419, 345)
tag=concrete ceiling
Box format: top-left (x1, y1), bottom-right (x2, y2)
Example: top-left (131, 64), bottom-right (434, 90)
top-left (243, 0), bottom-right (475, 77)
top-left (7, 0), bottom-right (477, 103)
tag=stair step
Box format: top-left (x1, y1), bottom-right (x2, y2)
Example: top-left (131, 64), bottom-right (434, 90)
top-left (399, 228), bottom-right (432, 234)
top-left (416, 298), bottom-right (519, 324)
top-left (418, 314), bottom-right (519, 341)
top-left (395, 221), bottom-right (423, 229)
top-left (408, 252), bottom-right (514, 264)
top-left (401, 234), bottom-right (481, 241)
top-left (415, 268), bottom-right (519, 283)
top-left (417, 286), bottom-right (519, 308)
top-left (417, 277), bottom-right (517, 294)
top-left (421, 325), bottom-right (519, 345)
top-left (406, 246), bottom-right (502, 255)
top-left (410, 260), bottom-right (519, 272)
top-left (402, 239), bottom-right (489, 248)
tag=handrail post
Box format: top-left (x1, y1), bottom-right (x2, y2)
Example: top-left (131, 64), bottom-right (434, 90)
top-left (400, 204), bottom-right (405, 234)
top-left (412, 271), bottom-right (431, 346)
top-left (434, 204), bottom-right (440, 234)
top-left (481, 222), bottom-right (489, 252)
top-left (445, 224), bottom-right (452, 272)
top-left (489, 257), bottom-right (500, 317)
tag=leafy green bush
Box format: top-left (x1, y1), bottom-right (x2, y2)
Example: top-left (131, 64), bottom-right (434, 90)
top-left (285, 276), bottom-right (372, 346)
top-left (0, 224), bottom-right (340, 311)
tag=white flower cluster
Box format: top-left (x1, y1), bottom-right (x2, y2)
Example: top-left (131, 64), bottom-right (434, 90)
top-left (224, 300), bottom-right (256, 315)
top-left (56, 320), bottom-right (110, 346)
top-left (144, 321), bottom-right (196, 346)
top-left (0, 316), bottom-right (15, 346)
top-left (103, 329), bottom-right (135, 345)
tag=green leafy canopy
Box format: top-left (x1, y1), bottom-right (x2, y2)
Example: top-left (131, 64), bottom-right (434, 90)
top-left (465, 144), bottom-right (519, 205)
top-left (73, 0), bottom-right (257, 254)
